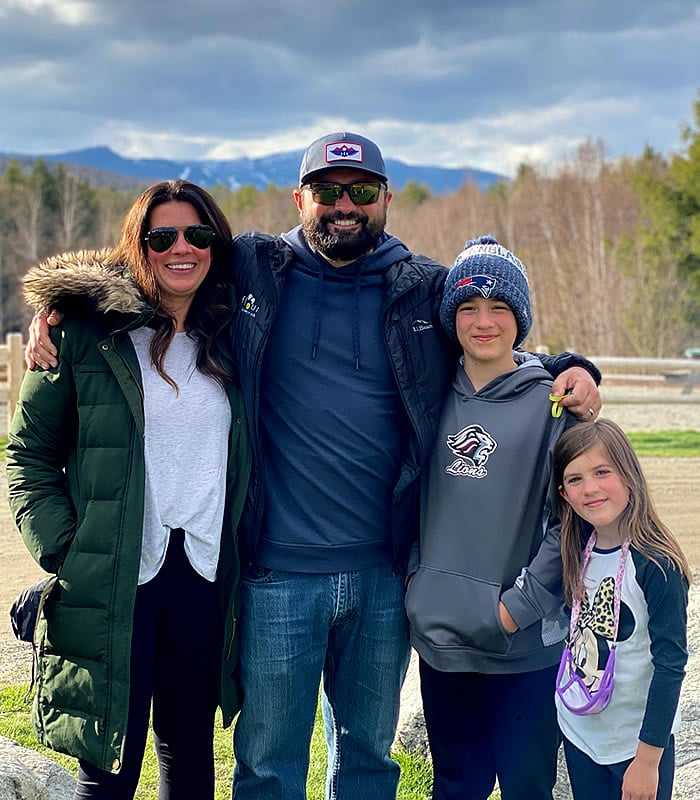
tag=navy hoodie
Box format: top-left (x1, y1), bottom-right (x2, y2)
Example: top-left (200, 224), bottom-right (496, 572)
top-left (255, 226), bottom-right (413, 572)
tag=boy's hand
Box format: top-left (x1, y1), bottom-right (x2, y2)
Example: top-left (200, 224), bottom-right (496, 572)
top-left (498, 601), bottom-right (518, 634)
top-left (26, 311), bottom-right (63, 370)
top-left (551, 367), bottom-right (601, 421)
top-left (621, 742), bottom-right (662, 800)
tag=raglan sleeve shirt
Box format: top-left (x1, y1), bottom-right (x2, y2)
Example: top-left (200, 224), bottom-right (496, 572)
top-left (634, 551), bottom-right (689, 748)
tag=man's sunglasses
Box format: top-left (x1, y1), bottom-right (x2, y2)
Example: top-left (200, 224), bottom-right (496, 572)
top-left (144, 224), bottom-right (217, 253)
top-left (303, 180), bottom-right (385, 206)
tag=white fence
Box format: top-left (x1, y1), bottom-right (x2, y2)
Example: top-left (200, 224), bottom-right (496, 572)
top-left (0, 332), bottom-right (25, 434)
top-left (591, 356), bottom-right (700, 404)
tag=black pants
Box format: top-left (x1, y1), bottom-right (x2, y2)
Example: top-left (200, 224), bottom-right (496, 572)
top-left (75, 532), bottom-right (221, 800)
top-left (420, 659), bottom-right (560, 800)
top-left (563, 736), bottom-right (675, 800)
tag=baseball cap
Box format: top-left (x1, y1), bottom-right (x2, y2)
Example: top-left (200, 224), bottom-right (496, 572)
top-left (299, 132), bottom-right (388, 185)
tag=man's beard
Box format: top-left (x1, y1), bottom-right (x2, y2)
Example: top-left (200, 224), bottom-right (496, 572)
top-left (302, 210), bottom-right (385, 261)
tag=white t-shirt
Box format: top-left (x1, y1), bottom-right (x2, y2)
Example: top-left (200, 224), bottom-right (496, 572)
top-left (557, 545), bottom-right (686, 764)
top-left (129, 328), bottom-right (231, 584)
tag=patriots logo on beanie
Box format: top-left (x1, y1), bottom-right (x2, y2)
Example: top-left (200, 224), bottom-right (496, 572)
top-left (440, 234), bottom-right (532, 347)
top-left (453, 275), bottom-right (496, 298)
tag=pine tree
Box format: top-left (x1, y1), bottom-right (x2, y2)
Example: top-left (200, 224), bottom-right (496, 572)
top-left (667, 95), bottom-right (700, 324)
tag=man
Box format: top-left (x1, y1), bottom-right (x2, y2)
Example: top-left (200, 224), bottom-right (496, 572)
top-left (27, 132), bottom-right (601, 800)
top-left (229, 133), bottom-right (600, 799)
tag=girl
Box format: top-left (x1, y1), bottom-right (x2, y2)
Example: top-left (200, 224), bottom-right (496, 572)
top-left (7, 180), bottom-right (250, 799)
top-left (554, 419), bottom-right (690, 800)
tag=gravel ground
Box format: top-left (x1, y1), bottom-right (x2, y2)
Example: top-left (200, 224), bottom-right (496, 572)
top-left (600, 380), bottom-right (700, 430)
top-left (604, 403), bottom-right (700, 431)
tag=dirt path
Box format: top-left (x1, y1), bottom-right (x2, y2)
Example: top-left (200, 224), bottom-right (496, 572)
top-left (0, 463), bottom-right (45, 686)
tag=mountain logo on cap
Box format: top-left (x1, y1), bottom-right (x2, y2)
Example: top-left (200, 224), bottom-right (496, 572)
top-left (326, 142), bottom-right (363, 163)
top-left (454, 275), bottom-right (497, 298)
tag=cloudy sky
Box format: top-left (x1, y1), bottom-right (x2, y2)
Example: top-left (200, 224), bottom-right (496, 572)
top-left (2, 0), bottom-right (698, 174)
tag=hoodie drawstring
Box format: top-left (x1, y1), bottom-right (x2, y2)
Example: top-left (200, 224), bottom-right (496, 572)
top-left (352, 263), bottom-right (361, 370)
top-left (310, 266), bottom-right (326, 361)
top-left (310, 261), bottom-right (362, 370)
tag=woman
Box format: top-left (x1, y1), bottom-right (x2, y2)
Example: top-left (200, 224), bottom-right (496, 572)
top-left (6, 180), bottom-right (250, 799)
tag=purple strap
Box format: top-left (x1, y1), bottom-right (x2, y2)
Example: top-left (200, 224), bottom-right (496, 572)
top-left (556, 533), bottom-right (629, 715)
top-left (569, 533), bottom-right (629, 652)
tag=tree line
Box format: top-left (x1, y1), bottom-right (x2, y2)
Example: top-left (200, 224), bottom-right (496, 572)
top-left (1, 98), bottom-right (699, 356)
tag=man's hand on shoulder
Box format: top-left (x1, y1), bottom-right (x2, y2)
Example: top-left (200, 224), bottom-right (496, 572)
top-left (26, 310), bottom-right (63, 370)
top-left (552, 366), bottom-right (601, 421)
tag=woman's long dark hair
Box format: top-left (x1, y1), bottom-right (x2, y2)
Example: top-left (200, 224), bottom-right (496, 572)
top-left (108, 180), bottom-right (235, 390)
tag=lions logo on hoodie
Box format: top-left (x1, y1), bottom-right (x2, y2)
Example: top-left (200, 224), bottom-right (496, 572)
top-left (445, 424), bottom-right (498, 479)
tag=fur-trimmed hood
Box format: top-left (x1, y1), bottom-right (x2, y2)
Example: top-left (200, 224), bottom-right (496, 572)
top-left (23, 249), bottom-right (146, 315)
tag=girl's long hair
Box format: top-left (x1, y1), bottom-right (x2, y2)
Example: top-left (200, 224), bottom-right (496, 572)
top-left (107, 180), bottom-right (235, 390)
top-left (553, 419), bottom-right (691, 605)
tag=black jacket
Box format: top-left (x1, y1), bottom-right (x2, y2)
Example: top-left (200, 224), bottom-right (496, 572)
top-left (231, 231), bottom-right (598, 571)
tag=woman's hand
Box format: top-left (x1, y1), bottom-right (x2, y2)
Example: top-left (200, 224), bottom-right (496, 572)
top-left (621, 742), bottom-right (663, 800)
top-left (498, 601), bottom-right (519, 634)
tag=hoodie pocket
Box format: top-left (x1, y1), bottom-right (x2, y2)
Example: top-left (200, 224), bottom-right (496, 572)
top-left (405, 565), bottom-right (511, 655)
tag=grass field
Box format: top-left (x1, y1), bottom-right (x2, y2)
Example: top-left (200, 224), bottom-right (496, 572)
top-left (626, 429), bottom-right (700, 457)
top-left (0, 684), bottom-right (435, 799)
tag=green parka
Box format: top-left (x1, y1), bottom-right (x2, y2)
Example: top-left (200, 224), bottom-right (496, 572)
top-left (6, 251), bottom-right (251, 773)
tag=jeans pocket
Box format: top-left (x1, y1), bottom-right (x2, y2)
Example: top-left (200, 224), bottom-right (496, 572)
top-left (243, 566), bottom-right (276, 584)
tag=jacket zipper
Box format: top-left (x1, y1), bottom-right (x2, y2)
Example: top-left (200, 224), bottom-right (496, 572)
top-left (100, 328), bottom-right (146, 770)
top-left (384, 282), bottom-right (426, 453)
top-left (381, 277), bottom-right (428, 568)
top-left (248, 244), bottom-right (284, 547)
top-left (114, 335), bottom-right (145, 407)
top-left (101, 424), bottom-right (136, 771)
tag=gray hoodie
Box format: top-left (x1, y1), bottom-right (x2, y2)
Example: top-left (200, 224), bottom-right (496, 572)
top-left (405, 360), bottom-right (575, 674)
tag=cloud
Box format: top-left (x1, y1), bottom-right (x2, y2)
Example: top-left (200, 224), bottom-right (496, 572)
top-left (4, 0), bottom-right (98, 25)
top-left (0, 0), bottom-right (698, 172)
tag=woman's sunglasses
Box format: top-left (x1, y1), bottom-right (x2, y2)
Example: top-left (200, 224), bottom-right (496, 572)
top-left (144, 224), bottom-right (217, 253)
top-left (303, 180), bottom-right (384, 206)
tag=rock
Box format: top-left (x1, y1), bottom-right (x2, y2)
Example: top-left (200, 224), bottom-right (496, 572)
top-left (395, 651), bottom-right (428, 756)
top-left (396, 578), bottom-right (700, 799)
top-left (396, 707), bottom-right (430, 760)
top-left (552, 748), bottom-right (572, 800)
top-left (676, 573), bottom-right (700, 799)
top-left (0, 735), bottom-right (75, 800)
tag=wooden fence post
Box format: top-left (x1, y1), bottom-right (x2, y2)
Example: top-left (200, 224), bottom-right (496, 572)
top-left (7, 332), bottom-right (25, 432)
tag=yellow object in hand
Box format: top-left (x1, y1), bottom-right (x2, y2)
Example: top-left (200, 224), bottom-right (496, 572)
top-left (548, 393), bottom-right (566, 418)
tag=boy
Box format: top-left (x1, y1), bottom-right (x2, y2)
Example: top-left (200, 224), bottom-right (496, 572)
top-left (405, 235), bottom-right (575, 800)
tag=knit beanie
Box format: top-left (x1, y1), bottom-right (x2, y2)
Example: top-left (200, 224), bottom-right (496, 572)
top-left (440, 235), bottom-right (532, 347)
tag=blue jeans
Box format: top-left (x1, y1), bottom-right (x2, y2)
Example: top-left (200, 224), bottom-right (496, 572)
top-left (233, 565), bottom-right (411, 800)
